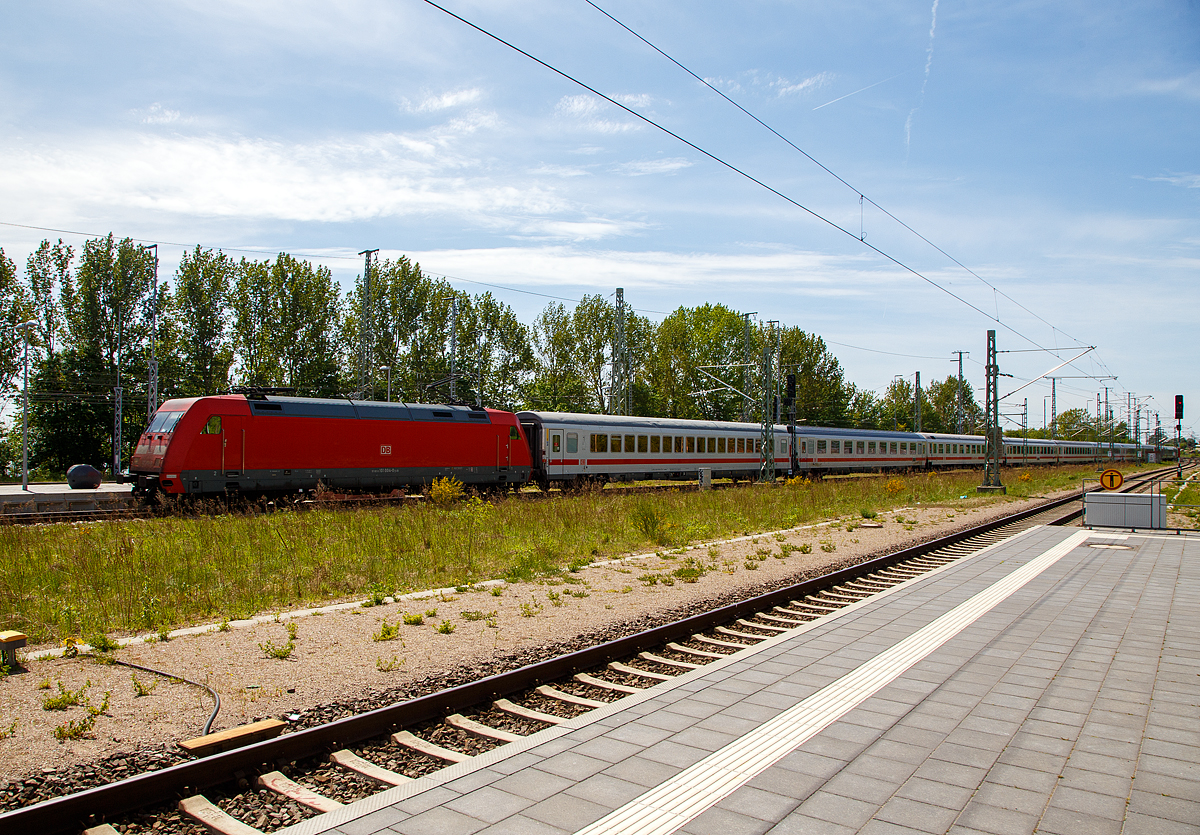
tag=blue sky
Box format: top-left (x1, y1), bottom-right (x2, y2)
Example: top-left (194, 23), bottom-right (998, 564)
top-left (2, 1), bottom-right (1197, 436)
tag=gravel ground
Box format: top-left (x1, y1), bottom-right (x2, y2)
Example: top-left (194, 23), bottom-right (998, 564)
top-left (0, 489), bottom-right (1074, 810)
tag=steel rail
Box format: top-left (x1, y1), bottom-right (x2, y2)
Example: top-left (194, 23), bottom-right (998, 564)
top-left (2, 466), bottom-right (1182, 832)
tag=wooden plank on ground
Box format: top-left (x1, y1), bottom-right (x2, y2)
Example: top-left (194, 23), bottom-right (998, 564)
top-left (535, 684), bottom-right (606, 708)
top-left (179, 719), bottom-right (286, 757)
top-left (574, 672), bottom-right (640, 694)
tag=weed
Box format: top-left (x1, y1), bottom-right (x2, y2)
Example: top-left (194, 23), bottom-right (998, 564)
top-left (218, 619), bottom-right (231, 632)
top-left (376, 655), bottom-right (404, 672)
top-left (87, 633), bottom-right (120, 653)
top-left (638, 573), bottom-right (661, 586)
top-left (620, 585), bottom-right (633, 593)
top-left (672, 558), bottom-right (707, 583)
top-left (362, 582), bottom-right (390, 607)
top-left (424, 609), bottom-right (438, 619)
top-left (886, 478), bottom-right (905, 495)
top-left (570, 589), bottom-right (590, 598)
top-left (631, 502), bottom-right (674, 545)
top-left (402, 613), bottom-right (424, 626)
top-left (258, 630), bottom-right (296, 659)
top-left (43, 680), bottom-right (90, 711)
top-left (820, 542), bottom-right (836, 553)
top-left (372, 620), bottom-right (401, 642)
top-left (455, 585), bottom-right (469, 593)
top-left (489, 585), bottom-right (504, 597)
top-left (428, 476), bottom-right (465, 507)
top-left (743, 561), bottom-right (759, 570)
top-left (156, 627), bottom-right (171, 642)
top-left (435, 620), bottom-right (456, 634)
top-left (53, 713), bottom-right (95, 741)
top-left (286, 621), bottom-right (298, 641)
top-left (708, 545), bottom-right (722, 559)
top-left (0, 719), bottom-right (15, 739)
top-left (460, 610), bottom-right (496, 621)
top-left (61, 637), bottom-right (80, 658)
top-left (567, 557), bottom-right (591, 573)
top-left (519, 601), bottom-right (543, 617)
top-left (798, 542), bottom-right (812, 554)
top-left (36, 678), bottom-right (50, 690)
top-left (777, 543), bottom-right (795, 558)
top-left (860, 509), bottom-right (877, 519)
top-left (1019, 471), bottom-right (1033, 482)
top-left (773, 532), bottom-right (787, 542)
top-left (755, 548), bottom-right (770, 560)
top-left (130, 672), bottom-right (157, 697)
top-left (485, 616), bottom-right (498, 628)
top-left (547, 591), bottom-right (563, 607)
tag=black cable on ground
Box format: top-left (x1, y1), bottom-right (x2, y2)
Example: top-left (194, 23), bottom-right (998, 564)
top-left (88, 654), bottom-right (221, 736)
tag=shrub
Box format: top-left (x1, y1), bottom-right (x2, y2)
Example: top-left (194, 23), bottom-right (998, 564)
top-left (87, 633), bottom-right (120, 653)
top-left (435, 620), bottom-right (456, 634)
top-left (428, 476), bottom-right (465, 507)
top-left (402, 613), bottom-right (424, 626)
top-left (42, 680), bottom-right (90, 711)
top-left (130, 672), bottom-right (157, 697)
top-left (372, 620), bottom-right (400, 641)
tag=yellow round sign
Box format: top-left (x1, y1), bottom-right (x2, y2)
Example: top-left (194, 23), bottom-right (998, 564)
top-left (1100, 469), bottom-right (1124, 490)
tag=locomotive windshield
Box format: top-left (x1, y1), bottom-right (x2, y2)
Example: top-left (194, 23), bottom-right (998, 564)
top-left (147, 410), bottom-right (184, 434)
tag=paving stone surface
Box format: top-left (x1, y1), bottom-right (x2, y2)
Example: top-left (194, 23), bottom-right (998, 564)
top-left (296, 527), bottom-right (1199, 835)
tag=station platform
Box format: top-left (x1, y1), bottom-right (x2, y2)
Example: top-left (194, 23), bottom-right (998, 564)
top-left (285, 525), bottom-right (1200, 835)
top-left (0, 481), bottom-right (134, 515)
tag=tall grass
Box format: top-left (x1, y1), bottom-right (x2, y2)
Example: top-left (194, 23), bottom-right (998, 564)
top-left (0, 463), bottom-right (1128, 643)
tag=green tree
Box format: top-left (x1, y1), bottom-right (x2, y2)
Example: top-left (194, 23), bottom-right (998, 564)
top-left (529, 302), bottom-right (589, 411)
top-left (778, 328), bottom-right (851, 427)
top-left (924, 374), bottom-right (982, 434)
top-left (0, 247), bottom-right (32, 404)
top-left (173, 246), bottom-right (235, 396)
top-left (24, 239), bottom-right (72, 362)
top-left (645, 304), bottom-right (748, 420)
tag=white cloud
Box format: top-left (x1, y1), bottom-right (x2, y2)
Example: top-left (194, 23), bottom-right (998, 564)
top-left (1137, 172), bottom-right (1200, 189)
top-left (614, 158), bottom-right (693, 176)
top-left (1135, 71), bottom-right (1200, 100)
top-left (404, 88), bottom-right (484, 113)
top-left (771, 72), bottom-right (834, 97)
top-left (134, 103), bottom-right (184, 125)
top-left (554, 95), bottom-right (640, 133)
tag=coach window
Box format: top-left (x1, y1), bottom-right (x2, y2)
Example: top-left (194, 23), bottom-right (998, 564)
top-left (829, 440), bottom-right (839, 453)
top-left (552, 434), bottom-right (561, 453)
top-left (566, 433), bottom-right (578, 453)
top-left (706, 437), bottom-right (715, 454)
top-left (650, 436), bottom-right (660, 453)
top-left (686, 436), bottom-right (695, 453)
top-left (610, 435), bottom-right (622, 453)
top-left (855, 441), bottom-right (864, 454)
top-left (202, 416), bottom-right (221, 434)
top-left (638, 435), bottom-right (648, 453)
top-left (900, 442), bottom-right (907, 453)
top-left (717, 437), bottom-right (725, 454)
top-left (590, 433), bottom-right (607, 453)
top-left (817, 439), bottom-right (827, 453)
top-left (867, 441), bottom-right (875, 454)
top-left (624, 435), bottom-right (634, 453)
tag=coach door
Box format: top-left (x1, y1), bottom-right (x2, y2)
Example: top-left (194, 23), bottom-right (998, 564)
top-left (549, 430), bottom-right (565, 476)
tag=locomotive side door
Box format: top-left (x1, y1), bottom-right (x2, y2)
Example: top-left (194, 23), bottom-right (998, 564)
top-left (221, 415), bottom-right (245, 478)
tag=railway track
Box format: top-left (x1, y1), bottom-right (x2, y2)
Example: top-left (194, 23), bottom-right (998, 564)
top-left (2, 465), bottom-right (1185, 834)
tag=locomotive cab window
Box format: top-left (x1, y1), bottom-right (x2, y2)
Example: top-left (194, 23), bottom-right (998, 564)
top-left (510, 426), bottom-right (520, 439)
top-left (150, 410), bottom-right (186, 434)
top-left (566, 433), bottom-right (578, 453)
top-left (201, 415), bottom-right (221, 435)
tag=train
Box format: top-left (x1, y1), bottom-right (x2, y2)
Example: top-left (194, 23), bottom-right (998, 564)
top-left (127, 392), bottom-right (531, 497)
top-left (516, 411), bottom-right (1167, 490)
top-left (126, 393), bottom-right (1168, 498)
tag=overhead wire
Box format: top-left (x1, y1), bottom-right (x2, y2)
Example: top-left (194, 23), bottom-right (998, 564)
top-left (580, 1), bottom-right (1102, 368)
top-left (418, 0), bottom-right (1107, 379)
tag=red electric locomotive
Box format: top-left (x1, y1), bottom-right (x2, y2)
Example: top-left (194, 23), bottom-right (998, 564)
top-left (128, 393), bottom-right (531, 497)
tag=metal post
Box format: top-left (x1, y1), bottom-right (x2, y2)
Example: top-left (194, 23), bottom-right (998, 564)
top-left (113, 283), bottom-right (123, 478)
top-left (449, 296), bottom-right (458, 402)
top-left (759, 321), bottom-right (777, 483)
top-left (914, 371), bottom-right (921, 432)
top-left (612, 288), bottom-right (626, 415)
top-left (146, 244), bottom-right (158, 421)
top-left (381, 366), bottom-right (391, 402)
top-left (741, 312), bottom-right (755, 422)
top-left (1050, 377), bottom-right (1056, 440)
top-left (978, 330), bottom-right (1004, 492)
top-left (952, 351), bottom-right (967, 433)
top-left (357, 249), bottom-right (378, 399)
top-left (18, 320), bottom-right (35, 490)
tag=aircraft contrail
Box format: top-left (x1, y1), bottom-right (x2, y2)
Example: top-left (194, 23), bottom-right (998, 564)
top-left (812, 69), bottom-right (916, 110)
